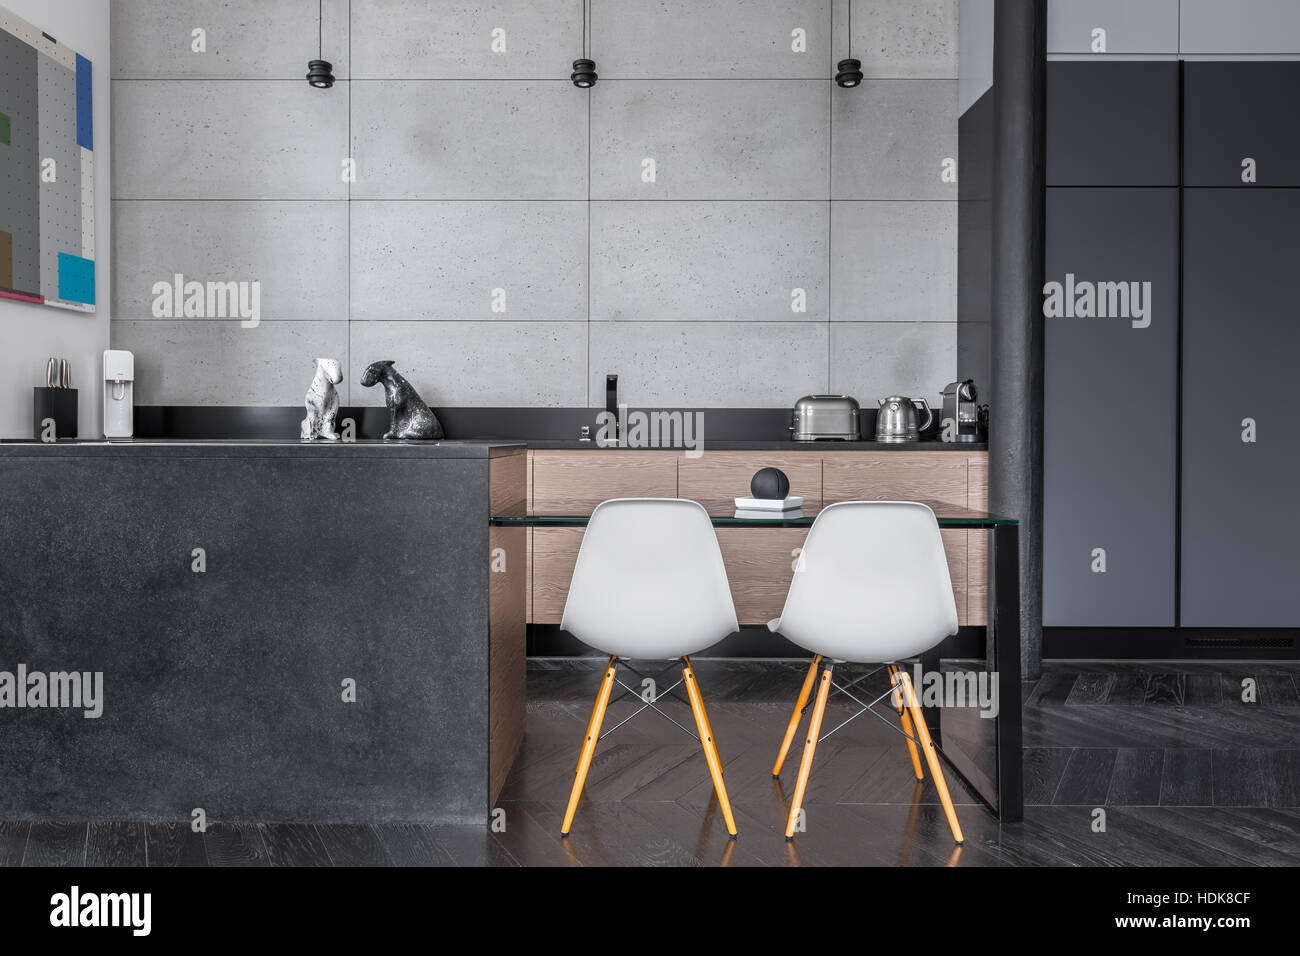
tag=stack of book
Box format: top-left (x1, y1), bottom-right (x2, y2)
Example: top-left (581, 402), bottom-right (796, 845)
top-left (733, 496), bottom-right (804, 520)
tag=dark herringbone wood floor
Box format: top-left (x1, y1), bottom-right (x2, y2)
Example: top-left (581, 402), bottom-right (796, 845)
top-left (1, 660), bottom-right (1296, 866)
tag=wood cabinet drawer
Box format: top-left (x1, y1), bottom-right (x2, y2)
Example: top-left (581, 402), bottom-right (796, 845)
top-left (527, 449), bottom-right (988, 630)
top-left (822, 452), bottom-right (969, 508)
top-left (941, 528), bottom-right (968, 627)
top-left (531, 527), bottom-right (585, 624)
top-left (967, 455), bottom-right (988, 626)
top-left (715, 528), bottom-right (808, 625)
top-left (678, 452), bottom-right (822, 517)
top-left (531, 451), bottom-right (677, 515)
top-left (534, 526), bottom-right (968, 629)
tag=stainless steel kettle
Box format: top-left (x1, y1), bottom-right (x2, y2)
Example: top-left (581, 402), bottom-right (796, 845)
top-left (875, 396), bottom-right (933, 443)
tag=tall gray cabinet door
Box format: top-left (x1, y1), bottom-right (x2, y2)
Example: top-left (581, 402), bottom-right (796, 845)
top-left (1182, 189), bottom-right (1300, 627)
top-left (1043, 188), bottom-right (1178, 626)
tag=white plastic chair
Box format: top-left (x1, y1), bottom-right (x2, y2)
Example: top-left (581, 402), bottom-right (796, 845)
top-left (559, 498), bottom-right (741, 837)
top-left (768, 501), bottom-right (965, 844)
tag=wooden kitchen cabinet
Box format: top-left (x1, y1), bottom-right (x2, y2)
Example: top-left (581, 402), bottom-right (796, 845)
top-left (678, 451), bottom-right (822, 516)
top-left (715, 528), bottom-right (809, 625)
top-left (525, 448), bottom-right (989, 629)
top-left (967, 456), bottom-right (989, 626)
top-left (531, 527), bottom-right (585, 624)
top-left (822, 452), bottom-right (970, 508)
top-left (531, 450), bottom-right (676, 515)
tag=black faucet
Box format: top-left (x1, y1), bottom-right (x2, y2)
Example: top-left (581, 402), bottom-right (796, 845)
top-left (605, 375), bottom-right (619, 445)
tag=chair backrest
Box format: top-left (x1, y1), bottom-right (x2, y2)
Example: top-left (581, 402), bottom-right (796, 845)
top-left (776, 501), bottom-right (959, 663)
top-left (560, 499), bottom-right (739, 659)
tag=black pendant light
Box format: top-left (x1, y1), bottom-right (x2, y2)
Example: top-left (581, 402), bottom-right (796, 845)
top-left (571, 0), bottom-right (598, 88)
top-left (307, 0), bottom-right (334, 88)
top-left (836, 0), bottom-right (863, 88)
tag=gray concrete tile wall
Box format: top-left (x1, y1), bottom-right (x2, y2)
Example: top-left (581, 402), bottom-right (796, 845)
top-left (350, 81), bottom-right (587, 200)
top-left (113, 201), bottom-right (349, 320)
top-left (350, 201), bottom-right (587, 321)
top-left (111, 0), bottom-right (959, 410)
top-left (589, 201), bottom-right (829, 321)
top-left (112, 81), bottom-right (348, 199)
top-left (112, 0), bottom-right (352, 79)
top-left (350, 0), bottom-right (582, 79)
top-left (594, 0), bottom-right (833, 79)
top-left (110, 320), bottom-right (350, 405)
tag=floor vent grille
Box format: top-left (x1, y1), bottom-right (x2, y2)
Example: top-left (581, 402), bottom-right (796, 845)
top-left (1185, 636), bottom-right (1295, 649)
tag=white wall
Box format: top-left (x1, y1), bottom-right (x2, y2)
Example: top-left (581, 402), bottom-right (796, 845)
top-left (0, 0), bottom-right (110, 438)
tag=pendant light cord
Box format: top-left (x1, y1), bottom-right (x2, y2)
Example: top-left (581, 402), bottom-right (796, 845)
top-left (583, 0), bottom-right (588, 58)
top-left (319, 0), bottom-right (323, 58)
top-left (847, 0), bottom-right (852, 57)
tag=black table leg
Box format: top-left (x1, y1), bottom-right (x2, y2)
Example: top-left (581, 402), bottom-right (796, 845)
top-left (992, 522), bottom-right (1023, 822)
top-left (920, 647), bottom-right (941, 744)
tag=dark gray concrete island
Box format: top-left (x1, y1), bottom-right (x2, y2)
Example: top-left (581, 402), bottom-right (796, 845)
top-left (0, 440), bottom-right (527, 824)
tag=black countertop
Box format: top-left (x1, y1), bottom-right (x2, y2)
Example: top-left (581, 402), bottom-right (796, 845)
top-left (0, 439), bottom-right (525, 458)
top-left (123, 406), bottom-right (987, 451)
top-left (1, 436), bottom-right (983, 454)
top-left (523, 439), bottom-right (986, 451)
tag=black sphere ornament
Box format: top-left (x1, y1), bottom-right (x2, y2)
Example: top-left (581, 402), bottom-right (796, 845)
top-left (571, 58), bottom-right (598, 88)
top-left (307, 59), bottom-right (335, 89)
top-left (835, 58), bottom-right (863, 88)
top-left (750, 467), bottom-right (791, 501)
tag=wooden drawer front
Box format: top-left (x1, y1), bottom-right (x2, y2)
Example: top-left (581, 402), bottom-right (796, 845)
top-left (490, 450), bottom-right (527, 517)
top-left (531, 527), bottom-right (585, 624)
top-left (715, 528), bottom-right (809, 625)
top-left (942, 529), bottom-right (969, 627)
top-left (489, 525), bottom-right (526, 805)
top-left (714, 528), bottom-right (966, 627)
top-left (966, 531), bottom-right (986, 626)
top-left (679, 452), bottom-right (823, 517)
top-left (966, 455), bottom-right (989, 626)
top-left (531, 451), bottom-right (677, 515)
top-left (531, 525), bottom-right (968, 628)
top-left (822, 452), bottom-right (970, 509)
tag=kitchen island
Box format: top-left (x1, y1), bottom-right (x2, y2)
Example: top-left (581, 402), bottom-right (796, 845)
top-left (0, 440), bottom-right (526, 824)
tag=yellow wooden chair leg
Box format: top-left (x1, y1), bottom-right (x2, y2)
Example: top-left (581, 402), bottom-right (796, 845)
top-left (785, 663), bottom-right (833, 840)
top-left (575, 660), bottom-right (613, 774)
top-left (888, 665), bottom-right (925, 781)
top-left (773, 654), bottom-right (823, 778)
top-left (683, 658), bottom-right (738, 838)
top-left (561, 656), bottom-right (618, 836)
top-left (897, 669), bottom-right (964, 845)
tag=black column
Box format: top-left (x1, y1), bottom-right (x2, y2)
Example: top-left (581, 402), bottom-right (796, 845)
top-left (989, 0), bottom-right (1046, 677)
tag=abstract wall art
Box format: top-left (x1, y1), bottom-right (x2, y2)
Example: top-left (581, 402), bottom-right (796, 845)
top-left (0, 5), bottom-right (94, 312)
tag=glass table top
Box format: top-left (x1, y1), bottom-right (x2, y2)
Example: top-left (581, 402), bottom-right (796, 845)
top-left (492, 503), bottom-right (1018, 528)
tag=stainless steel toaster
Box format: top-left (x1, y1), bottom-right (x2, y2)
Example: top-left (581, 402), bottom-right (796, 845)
top-left (791, 395), bottom-right (860, 441)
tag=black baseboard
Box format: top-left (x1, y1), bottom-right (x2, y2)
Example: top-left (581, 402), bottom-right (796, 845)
top-left (526, 624), bottom-right (988, 659)
top-left (1044, 627), bottom-right (1298, 660)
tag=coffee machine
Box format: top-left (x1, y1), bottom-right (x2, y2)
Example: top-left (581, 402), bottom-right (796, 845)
top-left (940, 380), bottom-right (984, 442)
top-left (103, 350), bottom-right (134, 439)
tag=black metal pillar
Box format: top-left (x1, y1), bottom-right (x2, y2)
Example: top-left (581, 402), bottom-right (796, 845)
top-left (989, 0), bottom-right (1047, 678)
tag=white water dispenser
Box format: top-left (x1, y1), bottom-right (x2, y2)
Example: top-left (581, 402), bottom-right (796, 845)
top-left (103, 350), bottom-right (134, 439)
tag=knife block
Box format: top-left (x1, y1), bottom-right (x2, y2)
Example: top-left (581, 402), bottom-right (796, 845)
top-left (33, 387), bottom-right (78, 440)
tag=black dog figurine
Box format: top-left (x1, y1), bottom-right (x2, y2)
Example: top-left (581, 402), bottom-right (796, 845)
top-left (360, 360), bottom-right (444, 440)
